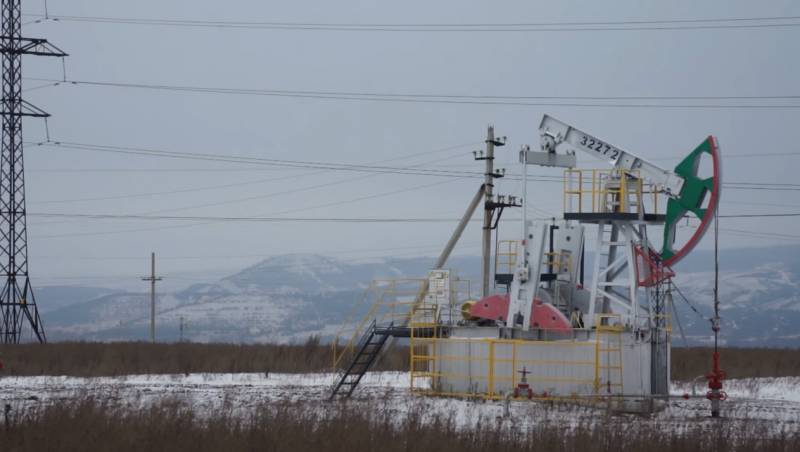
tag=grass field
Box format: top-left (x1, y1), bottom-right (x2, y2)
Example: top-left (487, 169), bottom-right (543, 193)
top-left (1, 341), bottom-right (798, 380)
top-left (2, 397), bottom-right (797, 452)
top-left (2, 343), bottom-right (799, 452)
top-left (0, 338), bottom-right (406, 376)
top-left (670, 347), bottom-right (800, 381)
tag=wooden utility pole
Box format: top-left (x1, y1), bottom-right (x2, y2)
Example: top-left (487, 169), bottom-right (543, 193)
top-left (141, 252), bottom-right (162, 343)
top-left (179, 316), bottom-right (186, 342)
top-left (482, 126), bottom-right (495, 298)
top-left (478, 126), bottom-right (506, 297)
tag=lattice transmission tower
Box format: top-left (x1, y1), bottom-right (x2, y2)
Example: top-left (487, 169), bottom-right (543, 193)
top-left (0, 0), bottom-right (66, 343)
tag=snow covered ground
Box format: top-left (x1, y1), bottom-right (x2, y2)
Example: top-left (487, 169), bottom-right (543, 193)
top-left (2, 372), bottom-right (799, 434)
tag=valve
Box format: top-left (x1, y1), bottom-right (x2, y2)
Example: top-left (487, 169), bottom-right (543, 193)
top-left (705, 351), bottom-right (726, 417)
top-left (513, 367), bottom-right (534, 399)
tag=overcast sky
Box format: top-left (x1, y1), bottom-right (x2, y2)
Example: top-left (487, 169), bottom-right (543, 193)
top-left (16, 0), bottom-right (800, 290)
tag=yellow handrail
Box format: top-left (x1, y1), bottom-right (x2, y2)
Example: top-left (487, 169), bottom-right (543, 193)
top-left (563, 169), bottom-right (661, 217)
top-left (332, 278), bottom-right (427, 371)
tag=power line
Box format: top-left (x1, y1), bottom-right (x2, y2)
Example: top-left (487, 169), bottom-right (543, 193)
top-left (24, 77), bottom-right (800, 101)
top-left (30, 240), bottom-right (482, 261)
top-left (116, 152), bottom-right (472, 217)
top-left (726, 199), bottom-right (800, 209)
top-left (31, 142), bottom-right (474, 204)
top-left (27, 152), bottom-right (800, 175)
top-left (31, 147), bottom-right (478, 230)
top-left (33, 140), bottom-right (800, 192)
top-left (28, 140), bottom-right (532, 237)
top-left (719, 213), bottom-right (800, 218)
top-left (28, 212), bottom-right (487, 223)
top-left (26, 13), bottom-right (800, 27)
top-left (34, 141), bottom-right (488, 178)
top-left (254, 178), bottom-right (458, 217)
top-left (31, 219), bottom-right (800, 246)
top-left (671, 282), bottom-right (711, 322)
top-left (33, 172), bottom-right (317, 204)
top-left (724, 186), bottom-right (800, 192)
top-left (26, 78), bottom-right (800, 109)
top-left (29, 141), bottom-right (483, 232)
top-left (22, 82), bottom-right (58, 92)
top-left (32, 141), bottom-right (567, 185)
top-left (722, 151), bottom-right (800, 158)
top-left (679, 223), bottom-right (800, 241)
top-left (29, 139), bottom-right (493, 235)
top-left (643, 151), bottom-right (800, 162)
top-left (27, 141), bottom-right (482, 177)
top-left (26, 157), bottom-right (486, 236)
top-left (26, 214), bottom-right (500, 239)
top-left (719, 228), bottom-right (800, 240)
top-left (27, 211), bottom-right (800, 223)
top-left (722, 181), bottom-right (800, 187)
top-left (26, 137), bottom-right (484, 238)
top-left (33, 242), bottom-right (485, 285)
top-left (21, 13), bottom-right (800, 32)
top-left (29, 167), bottom-right (295, 173)
top-left (30, 208), bottom-right (800, 240)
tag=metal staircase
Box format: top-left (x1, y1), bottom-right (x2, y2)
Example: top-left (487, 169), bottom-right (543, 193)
top-left (329, 320), bottom-right (393, 400)
top-left (329, 272), bottom-right (461, 400)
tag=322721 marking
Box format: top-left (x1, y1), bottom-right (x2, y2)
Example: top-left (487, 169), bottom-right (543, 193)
top-left (579, 135), bottom-right (620, 160)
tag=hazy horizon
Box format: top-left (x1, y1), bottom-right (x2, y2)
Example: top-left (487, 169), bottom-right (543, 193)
top-left (17, 0), bottom-right (800, 292)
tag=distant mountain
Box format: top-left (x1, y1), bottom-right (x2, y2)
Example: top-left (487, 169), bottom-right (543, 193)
top-left (35, 247), bottom-right (800, 347)
top-left (673, 263), bottom-right (800, 347)
top-left (34, 286), bottom-right (117, 314)
top-left (41, 254), bottom-right (480, 343)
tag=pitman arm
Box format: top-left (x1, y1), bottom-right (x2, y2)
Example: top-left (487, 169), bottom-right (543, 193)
top-left (538, 115), bottom-right (685, 197)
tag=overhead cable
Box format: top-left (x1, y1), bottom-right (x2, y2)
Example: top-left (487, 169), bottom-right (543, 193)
top-left (22, 13), bottom-right (800, 32)
top-left (26, 78), bottom-right (800, 109)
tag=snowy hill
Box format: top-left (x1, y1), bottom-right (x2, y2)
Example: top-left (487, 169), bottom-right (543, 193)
top-left (41, 254), bottom-right (480, 343)
top-left (672, 263), bottom-right (800, 347)
top-left (36, 248), bottom-right (800, 346)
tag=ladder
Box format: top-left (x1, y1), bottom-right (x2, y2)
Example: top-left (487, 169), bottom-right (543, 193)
top-left (594, 321), bottom-right (624, 395)
top-left (329, 319), bottom-right (393, 400)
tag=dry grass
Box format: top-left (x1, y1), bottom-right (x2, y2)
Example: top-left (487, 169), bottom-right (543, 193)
top-left (1, 398), bottom-right (797, 452)
top-left (1, 341), bottom-right (798, 382)
top-left (671, 347), bottom-right (800, 381)
top-left (0, 338), bottom-right (408, 377)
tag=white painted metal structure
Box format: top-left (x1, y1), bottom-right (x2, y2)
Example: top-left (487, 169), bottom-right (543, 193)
top-left (407, 115), bottom-right (716, 403)
top-left (507, 221), bottom-right (546, 330)
top-left (466, 115), bottom-right (685, 399)
top-left (536, 115), bottom-right (685, 330)
top-left (424, 269), bottom-right (453, 323)
top-left (538, 115), bottom-right (685, 196)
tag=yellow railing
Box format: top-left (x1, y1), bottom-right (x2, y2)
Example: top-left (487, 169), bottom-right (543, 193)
top-left (563, 169), bottom-right (659, 216)
top-left (494, 240), bottom-right (520, 276)
top-left (543, 251), bottom-right (572, 275)
top-left (595, 313), bottom-right (625, 331)
top-left (594, 314), bottom-right (624, 395)
top-left (452, 278), bottom-right (472, 302)
top-left (563, 168), bottom-right (584, 213)
top-left (332, 278), bottom-right (427, 371)
top-left (410, 332), bottom-right (622, 400)
top-left (409, 304), bottom-right (442, 392)
top-left (332, 274), bottom-right (471, 371)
